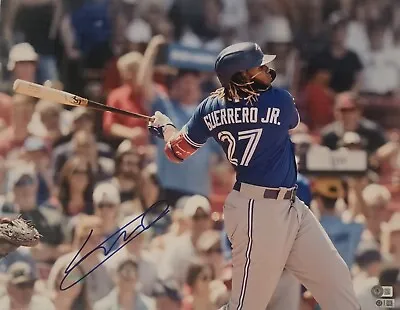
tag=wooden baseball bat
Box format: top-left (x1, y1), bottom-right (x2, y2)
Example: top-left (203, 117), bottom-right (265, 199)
top-left (13, 79), bottom-right (153, 121)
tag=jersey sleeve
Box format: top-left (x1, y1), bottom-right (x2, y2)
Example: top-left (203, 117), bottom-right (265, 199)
top-left (182, 99), bottom-right (211, 148)
top-left (283, 90), bottom-right (300, 129)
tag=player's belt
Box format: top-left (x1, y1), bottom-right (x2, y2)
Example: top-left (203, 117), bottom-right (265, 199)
top-left (233, 182), bottom-right (297, 201)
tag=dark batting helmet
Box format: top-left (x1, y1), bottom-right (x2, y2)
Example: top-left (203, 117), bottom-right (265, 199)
top-left (214, 42), bottom-right (276, 87)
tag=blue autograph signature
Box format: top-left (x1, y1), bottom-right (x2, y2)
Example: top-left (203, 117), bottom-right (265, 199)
top-left (60, 200), bottom-right (170, 290)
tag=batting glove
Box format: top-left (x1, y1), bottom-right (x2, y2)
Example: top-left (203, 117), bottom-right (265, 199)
top-left (148, 111), bottom-right (176, 139)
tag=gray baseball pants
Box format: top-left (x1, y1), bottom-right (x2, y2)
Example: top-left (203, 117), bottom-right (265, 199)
top-left (221, 183), bottom-right (360, 310)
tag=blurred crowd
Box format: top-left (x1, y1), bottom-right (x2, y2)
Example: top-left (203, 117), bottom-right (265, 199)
top-left (0, 0), bottom-right (400, 309)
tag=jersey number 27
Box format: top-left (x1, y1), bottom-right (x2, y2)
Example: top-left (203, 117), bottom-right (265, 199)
top-left (218, 129), bottom-right (263, 166)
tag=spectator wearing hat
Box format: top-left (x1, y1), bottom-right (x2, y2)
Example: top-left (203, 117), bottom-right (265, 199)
top-left (0, 163), bottom-right (69, 265)
top-left (308, 12), bottom-right (363, 94)
top-left (0, 42), bottom-right (39, 134)
top-left (125, 19), bottom-right (153, 53)
top-left (5, 43), bottom-right (39, 87)
top-left (0, 94), bottom-right (36, 160)
top-left (313, 177), bottom-right (364, 268)
top-left (321, 92), bottom-right (387, 155)
top-left (110, 140), bottom-right (145, 204)
top-left (48, 215), bottom-right (114, 306)
top-left (0, 262), bottom-right (55, 310)
top-left (95, 257), bottom-right (155, 310)
top-left (104, 35), bottom-right (165, 145)
top-left (92, 183), bottom-right (122, 252)
top-left (3, 0), bottom-right (61, 83)
top-left (356, 184), bottom-right (393, 249)
top-left (157, 195), bottom-right (212, 306)
top-left (105, 213), bottom-right (158, 297)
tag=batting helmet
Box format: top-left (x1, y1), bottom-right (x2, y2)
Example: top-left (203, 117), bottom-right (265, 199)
top-left (215, 42), bottom-right (276, 87)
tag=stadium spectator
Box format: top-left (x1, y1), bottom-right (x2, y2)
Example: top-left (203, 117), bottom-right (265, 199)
top-left (360, 20), bottom-right (400, 95)
top-left (52, 130), bottom-right (114, 182)
top-left (111, 140), bottom-right (144, 204)
top-left (157, 195), bottom-right (212, 303)
top-left (293, 0), bottom-right (328, 63)
top-left (308, 12), bottom-right (363, 94)
top-left (92, 183), bottom-right (122, 252)
top-left (0, 164), bottom-right (68, 264)
top-left (0, 262), bottom-right (55, 310)
top-left (104, 35), bottom-right (165, 144)
top-left (265, 16), bottom-right (299, 93)
top-left (195, 230), bottom-right (225, 280)
top-left (358, 184), bottom-right (393, 249)
top-left (0, 0), bottom-right (399, 309)
top-left (57, 156), bottom-right (95, 216)
top-left (0, 94), bottom-right (36, 159)
top-left (21, 136), bottom-right (53, 205)
top-left (3, 0), bottom-right (61, 83)
top-left (48, 215), bottom-right (114, 304)
top-left (50, 258), bottom-right (91, 310)
top-left (353, 245), bottom-right (383, 294)
top-left (381, 212), bottom-right (400, 265)
top-left (182, 259), bottom-right (227, 310)
top-left (3, 43), bottom-right (38, 90)
top-left (95, 257), bottom-right (156, 310)
top-left (28, 98), bottom-right (73, 144)
top-left (105, 213), bottom-right (158, 297)
top-left (0, 42), bottom-right (38, 129)
top-left (313, 177), bottom-right (364, 268)
top-left (321, 92), bottom-right (387, 154)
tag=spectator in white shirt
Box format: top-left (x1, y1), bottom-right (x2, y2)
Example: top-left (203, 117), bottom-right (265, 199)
top-left (360, 20), bottom-right (399, 95)
top-left (156, 195), bottom-right (212, 307)
top-left (381, 212), bottom-right (400, 265)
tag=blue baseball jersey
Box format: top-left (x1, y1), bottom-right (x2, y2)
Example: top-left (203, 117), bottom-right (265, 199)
top-left (182, 87), bottom-right (300, 188)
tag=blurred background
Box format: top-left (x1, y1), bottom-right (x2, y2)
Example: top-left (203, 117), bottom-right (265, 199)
top-left (0, 0), bottom-right (400, 309)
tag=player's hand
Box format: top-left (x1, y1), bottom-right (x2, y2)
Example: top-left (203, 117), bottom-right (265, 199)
top-left (148, 111), bottom-right (175, 139)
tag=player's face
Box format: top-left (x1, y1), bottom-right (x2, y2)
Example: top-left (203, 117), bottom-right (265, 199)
top-left (246, 65), bottom-right (272, 85)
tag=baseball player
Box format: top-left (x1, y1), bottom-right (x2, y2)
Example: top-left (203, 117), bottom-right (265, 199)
top-left (148, 42), bottom-right (360, 310)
